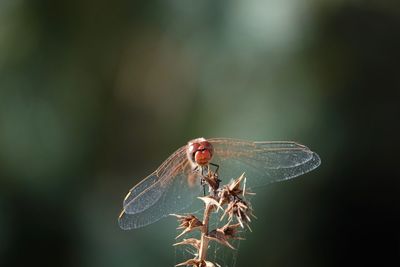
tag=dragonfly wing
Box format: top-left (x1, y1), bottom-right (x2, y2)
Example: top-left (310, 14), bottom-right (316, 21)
top-left (122, 172), bottom-right (161, 213)
top-left (123, 146), bottom-right (187, 214)
top-left (119, 169), bottom-right (202, 229)
top-left (119, 146), bottom-right (202, 230)
top-left (209, 138), bottom-right (321, 189)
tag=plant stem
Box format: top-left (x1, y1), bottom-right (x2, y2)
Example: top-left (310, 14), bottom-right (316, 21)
top-left (198, 202), bottom-right (213, 262)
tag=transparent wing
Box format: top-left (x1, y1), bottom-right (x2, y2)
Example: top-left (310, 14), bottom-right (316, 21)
top-left (119, 146), bottom-right (202, 230)
top-left (209, 138), bottom-right (321, 189)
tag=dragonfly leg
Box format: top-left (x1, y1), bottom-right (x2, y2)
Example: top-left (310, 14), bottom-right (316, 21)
top-left (198, 166), bottom-right (207, 195)
top-left (193, 165), bottom-right (199, 173)
top-left (209, 162), bottom-right (219, 174)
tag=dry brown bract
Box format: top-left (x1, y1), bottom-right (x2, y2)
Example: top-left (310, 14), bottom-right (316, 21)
top-left (198, 196), bottom-right (222, 212)
top-left (173, 238), bottom-right (201, 250)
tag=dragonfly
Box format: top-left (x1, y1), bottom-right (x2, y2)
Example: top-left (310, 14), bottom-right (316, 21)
top-left (118, 137), bottom-right (321, 230)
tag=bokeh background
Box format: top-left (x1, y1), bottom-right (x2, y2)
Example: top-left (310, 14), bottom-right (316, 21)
top-left (0, 0), bottom-right (399, 266)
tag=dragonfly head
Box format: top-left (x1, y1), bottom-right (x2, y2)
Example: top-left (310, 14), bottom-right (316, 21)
top-left (187, 138), bottom-right (214, 166)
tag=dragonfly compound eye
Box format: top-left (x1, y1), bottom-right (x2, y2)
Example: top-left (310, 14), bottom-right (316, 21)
top-left (187, 142), bottom-right (201, 163)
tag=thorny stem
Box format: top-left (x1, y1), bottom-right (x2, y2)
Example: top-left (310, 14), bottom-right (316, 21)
top-left (198, 202), bottom-right (213, 262)
top-left (174, 172), bottom-right (252, 267)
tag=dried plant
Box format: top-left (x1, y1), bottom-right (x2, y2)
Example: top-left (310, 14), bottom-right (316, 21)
top-left (172, 172), bottom-right (255, 267)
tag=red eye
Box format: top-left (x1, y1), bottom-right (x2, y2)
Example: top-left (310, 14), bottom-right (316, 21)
top-left (187, 142), bottom-right (200, 162)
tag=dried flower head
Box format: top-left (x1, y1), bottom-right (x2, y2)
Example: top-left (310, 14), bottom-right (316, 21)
top-left (221, 199), bottom-right (254, 229)
top-left (171, 214), bottom-right (203, 239)
top-left (218, 173), bottom-right (247, 206)
top-left (208, 222), bottom-right (243, 250)
top-left (202, 171), bottom-right (221, 192)
top-left (219, 222), bottom-right (244, 240)
top-left (175, 258), bottom-right (215, 267)
top-left (226, 173), bottom-right (245, 196)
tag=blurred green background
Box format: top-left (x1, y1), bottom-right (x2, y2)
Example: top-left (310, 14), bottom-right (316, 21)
top-left (0, 0), bottom-right (399, 266)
